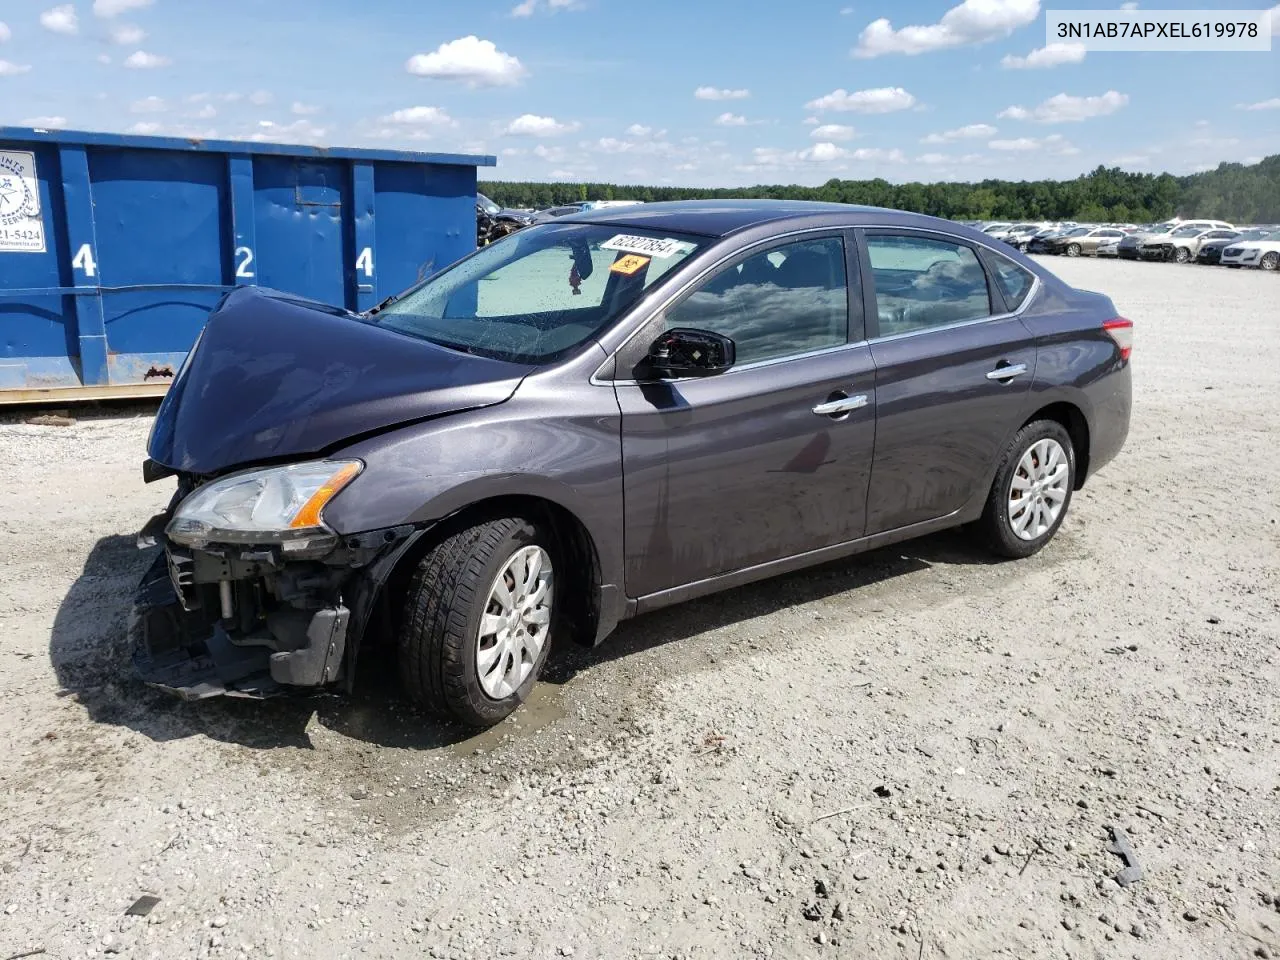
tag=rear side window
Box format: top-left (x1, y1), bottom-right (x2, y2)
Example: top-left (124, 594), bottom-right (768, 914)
top-left (988, 255), bottom-right (1036, 312)
top-left (866, 236), bottom-right (991, 335)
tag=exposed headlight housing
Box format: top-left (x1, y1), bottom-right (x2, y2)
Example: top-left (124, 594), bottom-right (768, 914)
top-left (166, 460), bottom-right (362, 553)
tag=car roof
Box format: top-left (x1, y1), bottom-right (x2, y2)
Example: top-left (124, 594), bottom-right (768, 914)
top-left (560, 198), bottom-right (957, 239)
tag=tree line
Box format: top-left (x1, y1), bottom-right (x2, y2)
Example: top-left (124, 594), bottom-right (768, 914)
top-left (481, 154), bottom-right (1280, 225)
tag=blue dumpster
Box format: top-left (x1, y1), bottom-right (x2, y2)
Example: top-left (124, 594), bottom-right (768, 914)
top-left (0, 126), bottom-right (495, 403)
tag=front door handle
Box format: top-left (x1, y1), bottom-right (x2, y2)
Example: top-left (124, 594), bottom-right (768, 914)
top-left (812, 394), bottom-right (869, 417)
top-left (986, 362), bottom-right (1028, 382)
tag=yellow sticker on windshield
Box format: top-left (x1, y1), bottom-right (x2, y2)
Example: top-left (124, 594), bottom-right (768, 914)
top-left (610, 254), bottom-right (650, 276)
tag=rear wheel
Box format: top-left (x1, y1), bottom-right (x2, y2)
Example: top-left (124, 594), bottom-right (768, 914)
top-left (399, 517), bottom-right (557, 727)
top-left (976, 420), bottom-right (1076, 560)
top-left (1065, 243), bottom-right (1081, 257)
top-left (1261, 252), bottom-right (1279, 271)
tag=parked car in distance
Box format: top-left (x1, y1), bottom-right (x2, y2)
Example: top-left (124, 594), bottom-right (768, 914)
top-left (996, 223), bottom-right (1047, 251)
top-left (1097, 237), bottom-right (1122, 258)
top-left (476, 192), bottom-right (533, 245)
top-left (1042, 226), bottom-right (1126, 257)
top-left (132, 200), bottom-right (1133, 726)
top-left (1219, 230), bottom-right (1280, 270)
top-left (530, 202), bottom-right (591, 224)
top-left (1027, 226), bottom-right (1079, 254)
top-left (1141, 226), bottom-right (1242, 263)
top-left (1197, 228), bottom-right (1270, 265)
top-left (1119, 219), bottom-right (1234, 260)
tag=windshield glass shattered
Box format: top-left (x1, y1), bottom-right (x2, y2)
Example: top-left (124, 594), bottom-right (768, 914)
top-left (370, 223), bottom-right (705, 363)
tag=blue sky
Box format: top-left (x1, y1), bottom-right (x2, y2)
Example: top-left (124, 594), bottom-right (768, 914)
top-left (0, 0), bottom-right (1276, 186)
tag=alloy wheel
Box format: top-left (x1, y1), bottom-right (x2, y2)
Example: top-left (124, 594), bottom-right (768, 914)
top-left (475, 545), bottom-right (554, 700)
top-left (1007, 438), bottom-right (1070, 541)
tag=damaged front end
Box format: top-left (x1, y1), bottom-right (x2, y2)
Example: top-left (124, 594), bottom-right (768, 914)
top-left (131, 468), bottom-right (420, 701)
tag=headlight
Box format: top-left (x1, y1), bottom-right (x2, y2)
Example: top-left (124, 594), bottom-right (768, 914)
top-left (166, 460), bottom-right (362, 552)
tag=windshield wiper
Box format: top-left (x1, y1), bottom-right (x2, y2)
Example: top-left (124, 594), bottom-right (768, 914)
top-left (366, 293), bottom-right (399, 317)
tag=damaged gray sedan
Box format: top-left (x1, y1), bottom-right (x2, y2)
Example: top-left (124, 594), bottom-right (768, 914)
top-left (132, 200), bottom-right (1132, 726)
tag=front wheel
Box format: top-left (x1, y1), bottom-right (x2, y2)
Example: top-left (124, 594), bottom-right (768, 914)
top-left (976, 420), bottom-right (1076, 559)
top-left (399, 517), bottom-right (557, 727)
top-left (1173, 246), bottom-right (1191, 264)
top-left (1065, 243), bottom-right (1081, 257)
top-left (1261, 252), bottom-right (1279, 271)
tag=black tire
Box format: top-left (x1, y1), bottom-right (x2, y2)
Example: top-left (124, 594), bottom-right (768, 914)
top-left (399, 517), bottom-right (556, 727)
top-left (1065, 243), bottom-right (1081, 257)
top-left (976, 420), bottom-right (1076, 560)
top-left (1261, 252), bottom-right (1279, 271)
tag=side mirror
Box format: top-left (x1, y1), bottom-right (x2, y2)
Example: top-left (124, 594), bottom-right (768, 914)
top-left (646, 328), bottom-right (736, 378)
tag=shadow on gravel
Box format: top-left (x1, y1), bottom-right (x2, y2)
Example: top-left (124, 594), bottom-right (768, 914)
top-left (51, 528), bottom-right (999, 751)
top-left (542, 528), bottom-right (1003, 684)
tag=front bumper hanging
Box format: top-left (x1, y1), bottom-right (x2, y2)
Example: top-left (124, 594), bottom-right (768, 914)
top-left (130, 510), bottom-right (416, 701)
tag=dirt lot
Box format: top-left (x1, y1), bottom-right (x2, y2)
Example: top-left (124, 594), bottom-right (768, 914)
top-left (1, 258), bottom-right (1277, 960)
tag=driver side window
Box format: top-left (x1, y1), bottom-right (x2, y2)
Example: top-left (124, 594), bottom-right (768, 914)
top-left (662, 236), bottom-right (849, 365)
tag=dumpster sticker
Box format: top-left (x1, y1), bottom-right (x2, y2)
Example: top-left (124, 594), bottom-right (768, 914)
top-left (0, 150), bottom-right (45, 253)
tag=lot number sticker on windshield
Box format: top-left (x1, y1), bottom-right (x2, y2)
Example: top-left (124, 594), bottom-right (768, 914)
top-left (601, 234), bottom-right (687, 259)
top-left (0, 150), bottom-right (46, 254)
top-left (610, 254), bottom-right (651, 275)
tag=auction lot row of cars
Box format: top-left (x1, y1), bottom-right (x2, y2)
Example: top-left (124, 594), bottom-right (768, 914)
top-left (964, 218), bottom-right (1280, 270)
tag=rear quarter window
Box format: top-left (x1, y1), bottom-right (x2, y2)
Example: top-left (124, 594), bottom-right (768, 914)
top-left (988, 255), bottom-right (1036, 312)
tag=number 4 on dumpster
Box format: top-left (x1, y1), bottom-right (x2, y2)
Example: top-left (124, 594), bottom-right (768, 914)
top-left (72, 243), bottom-right (97, 279)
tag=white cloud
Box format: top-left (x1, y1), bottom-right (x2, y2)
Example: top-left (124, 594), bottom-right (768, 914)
top-left (850, 147), bottom-right (907, 162)
top-left (853, 0), bottom-right (1040, 57)
top-left (921, 123), bottom-right (997, 143)
top-left (1001, 41), bottom-right (1086, 68)
top-left (803, 142), bottom-right (847, 162)
top-left (130, 95), bottom-right (166, 113)
top-left (109, 23), bottom-right (145, 44)
top-left (248, 90), bottom-right (272, 106)
top-left (192, 103), bottom-right (216, 119)
top-left (40, 5), bottom-right (79, 34)
top-left (989, 133), bottom-right (1079, 154)
top-left (1111, 153), bottom-right (1150, 165)
top-left (533, 143), bottom-right (567, 162)
top-left (626, 123), bottom-right (652, 137)
top-left (124, 50), bottom-right (171, 68)
top-left (805, 86), bottom-right (916, 113)
top-left (810, 124), bottom-right (856, 140)
top-left (713, 112), bottom-right (754, 127)
top-left (0, 59), bottom-right (31, 76)
top-left (94, 0), bottom-right (153, 16)
top-left (20, 115), bottom-right (67, 128)
top-left (504, 113), bottom-right (580, 136)
top-left (97, 53), bottom-right (111, 64)
top-left (1120, 1), bottom-right (1138, 7)
top-left (250, 119), bottom-right (328, 145)
top-left (382, 106), bottom-right (455, 126)
top-left (695, 86), bottom-right (750, 101)
top-left (511, 0), bottom-right (581, 14)
top-left (999, 90), bottom-right (1128, 122)
top-left (406, 36), bottom-right (527, 87)
top-left (0, 21), bottom-right (10, 42)
top-left (291, 102), bottom-right (321, 116)
top-left (803, 116), bottom-right (820, 125)
top-left (128, 121), bottom-right (161, 135)
top-left (918, 152), bottom-right (950, 164)
top-left (1238, 97), bottom-right (1280, 111)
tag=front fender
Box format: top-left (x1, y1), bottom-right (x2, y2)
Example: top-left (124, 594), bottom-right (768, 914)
top-left (321, 386), bottom-right (626, 599)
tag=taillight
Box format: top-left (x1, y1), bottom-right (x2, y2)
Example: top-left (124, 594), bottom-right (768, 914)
top-left (1103, 317), bottom-right (1133, 361)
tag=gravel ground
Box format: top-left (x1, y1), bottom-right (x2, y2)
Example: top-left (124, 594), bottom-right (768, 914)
top-left (1, 258), bottom-right (1277, 960)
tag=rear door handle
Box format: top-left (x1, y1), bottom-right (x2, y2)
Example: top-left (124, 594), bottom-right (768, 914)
top-left (812, 394), bottom-right (868, 416)
top-left (986, 362), bottom-right (1028, 382)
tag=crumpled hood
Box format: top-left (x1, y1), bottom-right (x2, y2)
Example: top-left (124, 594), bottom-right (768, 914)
top-left (148, 287), bottom-right (533, 475)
